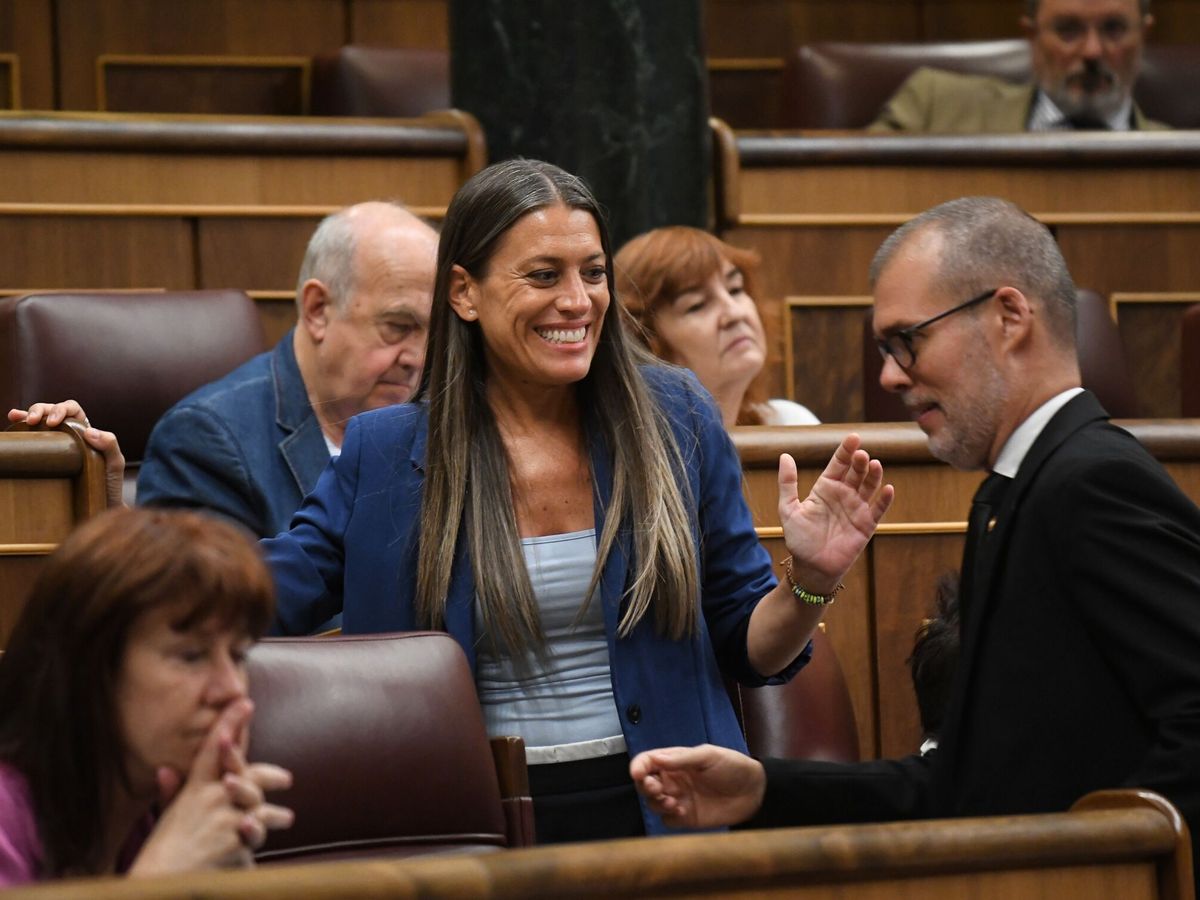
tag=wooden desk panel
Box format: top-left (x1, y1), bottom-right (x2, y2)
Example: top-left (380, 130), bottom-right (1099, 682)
top-left (0, 425), bottom-right (106, 647)
top-left (11, 790), bottom-right (1187, 899)
top-left (55, 0), bottom-right (346, 111)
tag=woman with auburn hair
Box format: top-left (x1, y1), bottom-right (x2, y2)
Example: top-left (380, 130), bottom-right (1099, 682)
top-left (265, 158), bottom-right (892, 842)
top-left (615, 225), bottom-right (819, 427)
top-left (0, 508), bottom-right (293, 884)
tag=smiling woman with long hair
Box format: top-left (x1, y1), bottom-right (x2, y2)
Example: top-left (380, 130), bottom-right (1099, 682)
top-left (0, 508), bottom-right (293, 884)
top-left (264, 158), bottom-right (893, 843)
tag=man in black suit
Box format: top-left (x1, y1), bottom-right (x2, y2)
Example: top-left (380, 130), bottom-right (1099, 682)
top-left (630, 197), bottom-right (1200, 865)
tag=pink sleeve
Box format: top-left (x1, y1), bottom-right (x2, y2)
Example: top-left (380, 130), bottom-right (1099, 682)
top-left (0, 763), bottom-right (42, 886)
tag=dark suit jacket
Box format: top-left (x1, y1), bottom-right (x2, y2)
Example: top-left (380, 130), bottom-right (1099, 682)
top-left (753, 393), bottom-right (1200, 857)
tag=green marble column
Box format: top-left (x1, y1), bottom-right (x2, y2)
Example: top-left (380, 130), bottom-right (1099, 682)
top-left (449, 0), bottom-right (709, 248)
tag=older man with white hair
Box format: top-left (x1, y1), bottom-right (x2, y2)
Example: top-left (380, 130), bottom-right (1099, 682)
top-left (137, 202), bottom-right (439, 538)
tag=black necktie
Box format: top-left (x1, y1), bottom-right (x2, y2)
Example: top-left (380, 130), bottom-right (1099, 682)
top-left (959, 471), bottom-right (1011, 619)
top-left (1066, 113), bottom-right (1109, 130)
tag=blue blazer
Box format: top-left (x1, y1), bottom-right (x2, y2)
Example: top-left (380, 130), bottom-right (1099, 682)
top-left (139, 332), bottom-right (329, 538)
top-left (264, 366), bottom-right (808, 833)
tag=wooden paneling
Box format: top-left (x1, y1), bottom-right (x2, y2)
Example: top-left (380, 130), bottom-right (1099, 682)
top-left (870, 531), bottom-right (964, 756)
top-left (1152, 0), bottom-right (1200, 43)
top-left (0, 425), bottom-right (107, 647)
top-left (708, 67), bottom-right (782, 132)
top-left (756, 529), bottom-right (875, 759)
top-left (54, 0), bottom-right (347, 110)
top-left (705, 0), bottom-right (922, 57)
top-left (918, 0), bottom-right (1022, 41)
top-left (349, 0), bottom-right (450, 49)
top-left (0, 215), bottom-right (195, 289)
top-left (1114, 294), bottom-right (1200, 419)
top-left (197, 217), bottom-right (323, 292)
top-left (98, 55), bottom-right (311, 116)
top-left (0, 54), bottom-right (18, 109)
top-left (0, 0), bottom-right (52, 109)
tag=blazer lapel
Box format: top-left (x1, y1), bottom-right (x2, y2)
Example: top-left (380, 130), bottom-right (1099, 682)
top-left (271, 332), bottom-right (331, 496)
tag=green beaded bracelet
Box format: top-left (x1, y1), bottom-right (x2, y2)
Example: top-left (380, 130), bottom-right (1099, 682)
top-left (781, 556), bottom-right (844, 606)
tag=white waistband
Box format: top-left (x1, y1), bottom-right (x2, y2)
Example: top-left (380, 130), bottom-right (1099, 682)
top-left (525, 734), bottom-right (628, 765)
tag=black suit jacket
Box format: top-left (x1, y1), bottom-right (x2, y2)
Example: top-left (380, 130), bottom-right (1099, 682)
top-left (754, 393), bottom-right (1200, 850)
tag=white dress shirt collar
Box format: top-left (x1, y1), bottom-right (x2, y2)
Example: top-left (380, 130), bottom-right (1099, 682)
top-left (991, 387), bottom-right (1085, 478)
top-left (1027, 90), bottom-right (1133, 132)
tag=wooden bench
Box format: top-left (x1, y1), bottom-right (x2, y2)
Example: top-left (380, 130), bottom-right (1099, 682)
top-left (8, 789), bottom-right (1190, 899)
top-left (0, 422), bottom-right (106, 647)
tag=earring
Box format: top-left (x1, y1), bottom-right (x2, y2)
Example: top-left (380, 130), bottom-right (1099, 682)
top-left (465, 308), bottom-right (477, 319)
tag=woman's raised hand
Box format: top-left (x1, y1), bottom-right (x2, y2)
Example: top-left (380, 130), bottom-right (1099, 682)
top-left (7, 401), bottom-right (126, 508)
top-left (129, 699), bottom-right (294, 877)
top-left (776, 434), bottom-right (893, 595)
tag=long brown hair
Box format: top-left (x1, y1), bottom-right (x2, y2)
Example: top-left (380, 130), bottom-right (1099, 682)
top-left (0, 508), bottom-right (274, 878)
top-left (414, 158), bottom-right (699, 655)
top-left (615, 226), bottom-right (771, 425)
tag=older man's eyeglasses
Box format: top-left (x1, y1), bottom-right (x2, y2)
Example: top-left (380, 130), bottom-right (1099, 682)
top-left (1048, 15), bottom-right (1136, 47)
top-left (876, 288), bottom-right (998, 369)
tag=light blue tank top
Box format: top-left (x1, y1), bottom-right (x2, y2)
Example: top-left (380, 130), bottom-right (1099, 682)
top-left (474, 529), bottom-right (624, 755)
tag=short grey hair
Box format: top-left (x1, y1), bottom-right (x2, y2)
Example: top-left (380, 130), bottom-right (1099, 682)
top-left (295, 210), bottom-right (357, 311)
top-left (869, 196), bottom-right (1078, 348)
top-left (294, 201), bottom-right (415, 311)
top-left (1024, 0), bottom-right (1150, 16)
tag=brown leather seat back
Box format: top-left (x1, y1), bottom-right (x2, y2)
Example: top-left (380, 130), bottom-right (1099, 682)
top-left (310, 46), bottom-right (450, 118)
top-left (1135, 45), bottom-right (1200, 129)
top-left (0, 290), bottom-right (265, 466)
top-left (726, 627), bottom-right (860, 762)
top-left (780, 39), bottom-right (1030, 129)
top-left (1182, 304), bottom-right (1200, 417)
top-left (1075, 289), bottom-right (1140, 417)
top-left (247, 632), bottom-right (525, 863)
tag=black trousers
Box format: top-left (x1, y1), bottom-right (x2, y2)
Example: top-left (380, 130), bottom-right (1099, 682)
top-left (528, 752), bottom-right (646, 844)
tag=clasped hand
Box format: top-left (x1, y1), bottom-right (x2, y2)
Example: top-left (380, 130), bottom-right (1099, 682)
top-left (130, 699), bottom-right (294, 875)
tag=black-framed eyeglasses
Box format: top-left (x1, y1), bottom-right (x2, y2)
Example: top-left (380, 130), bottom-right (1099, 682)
top-left (876, 288), bottom-right (998, 369)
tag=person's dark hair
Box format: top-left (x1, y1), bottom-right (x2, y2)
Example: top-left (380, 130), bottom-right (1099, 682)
top-left (1025, 0), bottom-right (1150, 17)
top-left (908, 572), bottom-right (961, 741)
top-left (0, 508), bottom-right (274, 878)
top-left (615, 226), bottom-right (772, 425)
top-left (869, 196), bottom-right (1078, 349)
top-left (415, 158), bottom-right (699, 654)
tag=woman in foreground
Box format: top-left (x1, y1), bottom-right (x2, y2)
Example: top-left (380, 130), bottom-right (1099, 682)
top-left (0, 508), bottom-right (293, 884)
top-left (265, 158), bottom-right (893, 841)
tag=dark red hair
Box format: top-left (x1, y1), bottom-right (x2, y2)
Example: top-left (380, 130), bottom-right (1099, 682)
top-left (0, 508), bottom-right (274, 877)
